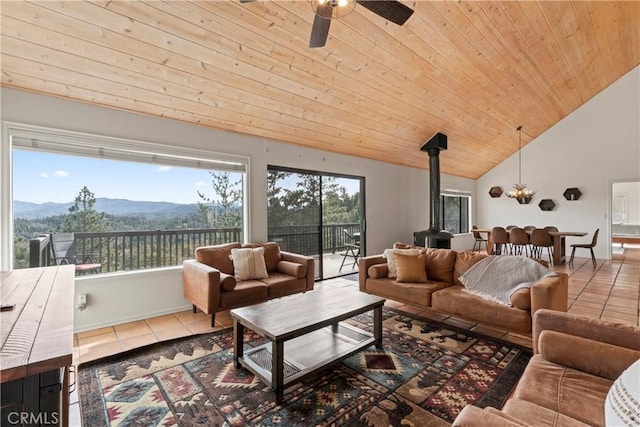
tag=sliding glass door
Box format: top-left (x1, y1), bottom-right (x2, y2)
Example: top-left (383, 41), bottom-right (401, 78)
top-left (267, 166), bottom-right (364, 280)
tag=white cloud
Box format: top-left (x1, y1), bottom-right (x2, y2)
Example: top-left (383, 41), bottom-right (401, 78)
top-left (53, 170), bottom-right (69, 177)
top-left (40, 173), bottom-right (49, 179)
top-left (154, 166), bottom-right (172, 173)
top-left (195, 180), bottom-right (206, 187)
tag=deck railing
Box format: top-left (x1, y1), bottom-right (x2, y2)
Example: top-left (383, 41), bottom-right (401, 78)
top-left (32, 223), bottom-right (360, 274)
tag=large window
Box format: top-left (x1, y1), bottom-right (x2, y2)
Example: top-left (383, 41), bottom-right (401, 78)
top-left (440, 192), bottom-right (470, 235)
top-left (3, 123), bottom-right (248, 272)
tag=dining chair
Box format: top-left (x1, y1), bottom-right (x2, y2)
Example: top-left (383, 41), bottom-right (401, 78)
top-left (543, 226), bottom-right (559, 233)
top-left (530, 228), bottom-right (554, 265)
top-left (509, 227), bottom-right (530, 257)
top-left (523, 225), bottom-right (537, 232)
top-left (505, 225), bottom-right (518, 230)
top-left (491, 226), bottom-right (510, 255)
top-left (569, 229), bottom-right (599, 268)
top-left (339, 229), bottom-right (361, 271)
top-left (471, 225), bottom-right (487, 252)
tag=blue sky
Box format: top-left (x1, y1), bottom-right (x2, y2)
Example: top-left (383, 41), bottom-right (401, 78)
top-left (13, 150), bottom-right (360, 204)
top-left (13, 150), bottom-right (233, 204)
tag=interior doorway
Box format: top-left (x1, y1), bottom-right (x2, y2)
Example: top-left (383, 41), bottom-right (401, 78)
top-left (611, 180), bottom-right (640, 259)
top-left (266, 165), bottom-right (365, 280)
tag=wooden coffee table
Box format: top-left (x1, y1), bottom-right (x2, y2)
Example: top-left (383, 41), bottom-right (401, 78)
top-left (231, 288), bottom-right (385, 403)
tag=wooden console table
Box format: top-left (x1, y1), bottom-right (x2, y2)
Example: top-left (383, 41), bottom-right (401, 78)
top-left (1, 265), bottom-right (75, 426)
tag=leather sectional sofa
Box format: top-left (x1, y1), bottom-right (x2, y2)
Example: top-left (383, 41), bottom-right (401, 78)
top-left (183, 242), bottom-right (314, 326)
top-left (453, 309), bottom-right (640, 426)
top-left (358, 245), bottom-right (568, 333)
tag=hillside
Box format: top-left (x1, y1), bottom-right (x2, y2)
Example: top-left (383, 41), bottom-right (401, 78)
top-left (14, 198), bottom-right (201, 219)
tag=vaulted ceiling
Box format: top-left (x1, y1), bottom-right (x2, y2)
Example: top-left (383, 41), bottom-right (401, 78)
top-left (1, 1), bottom-right (638, 179)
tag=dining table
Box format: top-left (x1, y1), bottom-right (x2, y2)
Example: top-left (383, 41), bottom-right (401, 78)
top-left (474, 228), bottom-right (588, 265)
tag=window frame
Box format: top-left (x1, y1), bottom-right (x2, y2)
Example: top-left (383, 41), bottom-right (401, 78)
top-left (439, 190), bottom-right (471, 235)
top-left (1, 121), bottom-right (251, 271)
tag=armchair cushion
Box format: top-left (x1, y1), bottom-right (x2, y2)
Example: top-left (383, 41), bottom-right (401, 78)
top-left (220, 272), bottom-right (237, 292)
top-left (195, 242), bottom-right (241, 275)
top-left (230, 247), bottom-right (269, 281)
top-left (277, 260), bottom-right (307, 279)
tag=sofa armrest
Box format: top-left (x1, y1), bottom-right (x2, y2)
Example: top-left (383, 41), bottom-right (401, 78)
top-left (358, 255), bottom-right (387, 291)
top-left (182, 259), bottom-right (221, 314)
top-left (530, 272), bottom-right (568, 317)
top-left (533, 309), bottom-right (640, 354)
top-left (452, 405), bottom-right (529, 427)
top-left (280, 251), bottom-right (315, 291)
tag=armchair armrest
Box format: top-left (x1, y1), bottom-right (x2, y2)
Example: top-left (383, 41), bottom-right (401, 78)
top-left (530, 272), bottom-right (568, 316)
top-left (533, 309), bottom-right (640, 379)
top-left (182, 259), bottom-right (221, 314)
top-left (280, 251), bottom-right (315, 291)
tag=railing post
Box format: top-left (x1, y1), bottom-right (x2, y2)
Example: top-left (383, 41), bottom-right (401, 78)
top-left (156, 230), bottom-right (162, 267)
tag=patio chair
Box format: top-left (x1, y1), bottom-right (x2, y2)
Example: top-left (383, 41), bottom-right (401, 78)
top-left (51, 232), bottom-right (102, 275)
top-left (339, 229), bottom-right (360, 271)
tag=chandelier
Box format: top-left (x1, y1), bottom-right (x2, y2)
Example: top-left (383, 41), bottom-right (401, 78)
top-left (310, 0), bottom-right (357, 19)
top-left (506, 126), bottom-right (536, 204)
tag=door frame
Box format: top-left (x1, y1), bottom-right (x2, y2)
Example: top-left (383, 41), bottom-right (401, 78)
top-left (267, 165), bottom-right (366, 280)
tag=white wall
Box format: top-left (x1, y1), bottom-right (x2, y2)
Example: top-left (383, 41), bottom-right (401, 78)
top-left (477, 66), bottom-right (640, 260)
top-left (1, 87), bottom-right (475, 331)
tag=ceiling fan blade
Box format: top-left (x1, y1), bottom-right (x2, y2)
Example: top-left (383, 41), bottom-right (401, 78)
top-left (309, 4), bottom-right (332, 48)
top-left (356, 0), bottom-right (414, 25)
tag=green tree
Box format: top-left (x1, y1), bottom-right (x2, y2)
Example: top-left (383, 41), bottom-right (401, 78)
top-left (63, 186), bottom-right (109, 232)
top-left (197, 171), bottom-right (243, 228)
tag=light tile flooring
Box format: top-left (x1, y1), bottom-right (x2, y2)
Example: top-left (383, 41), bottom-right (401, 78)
top-left (68, 248), bottom-right (640, 425)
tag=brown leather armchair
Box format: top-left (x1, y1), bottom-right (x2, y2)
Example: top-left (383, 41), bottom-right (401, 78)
top-left (183, 242), bottom-right (314, 326)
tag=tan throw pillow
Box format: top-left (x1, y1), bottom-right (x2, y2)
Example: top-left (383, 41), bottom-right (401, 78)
top-left (395, 253), bottom-right (428, 283)
top-left (384, 248), bottom-right (421, 279)
top-left (230, 247), bottom-right (269, 281)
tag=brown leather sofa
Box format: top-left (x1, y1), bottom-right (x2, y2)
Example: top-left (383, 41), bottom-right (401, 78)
top-left (453, 309), bottom-right (640, 426)
top-left (183, 242), bottom-right (314, 326)
top-left (358, 245), bottom-right (568, 333)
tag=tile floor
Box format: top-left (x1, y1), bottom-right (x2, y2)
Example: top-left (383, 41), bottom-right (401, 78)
top-left (68, 248), bottom-right (640, 425)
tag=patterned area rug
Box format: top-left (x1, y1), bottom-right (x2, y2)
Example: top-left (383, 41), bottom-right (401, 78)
top-left (78, 308), bottom-right (531, 426)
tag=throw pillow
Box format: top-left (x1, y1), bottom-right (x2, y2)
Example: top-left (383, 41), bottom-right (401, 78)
top-left (219, 272), bottom-right (237, 291)
top-left (367, 263), bottom-right (388, 279)
top-left (395, 253), bottom-right (428, 283)
top-left (277, 260), bottom-right (307, 279)
top-left (230, 247), bottom-right (269, 281)
top-left (384, 248), bottom-right (421, 279)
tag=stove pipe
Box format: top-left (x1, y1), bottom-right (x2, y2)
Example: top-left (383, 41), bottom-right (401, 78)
top-left (417, 132), bottom-right (454, 248)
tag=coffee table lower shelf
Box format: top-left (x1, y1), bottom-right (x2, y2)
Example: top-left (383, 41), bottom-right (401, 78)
top-left (236, 322), bottom-right (375, 403)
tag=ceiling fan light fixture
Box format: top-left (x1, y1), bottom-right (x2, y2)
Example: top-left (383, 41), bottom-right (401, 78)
top-left (310, 0), bottom-right (357, 19)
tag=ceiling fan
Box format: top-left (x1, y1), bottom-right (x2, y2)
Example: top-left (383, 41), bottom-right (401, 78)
top-left (240, 0), bottom-right (414, 48)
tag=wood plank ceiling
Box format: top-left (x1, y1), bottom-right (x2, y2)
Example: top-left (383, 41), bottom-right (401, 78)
top-left (1, 1), bottom-right (638, 179)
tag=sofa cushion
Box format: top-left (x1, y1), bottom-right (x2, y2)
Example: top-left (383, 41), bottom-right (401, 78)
top-left (367, 263), bottom-right (388, 279)
top-left (453, 251), bottom-right (488, 286)
top-left (395, 253), bottom-right (428, 283)
top-left (277, 260), bottom-right (307, 279)
top-left (384, 248), bottom-right (421, 279)
top-left (365, 278), bottom-right (450, 307)
top-left (502, 399), bottom-right (590, 427)
top-left (510, 288), bottom-right (531, 310)
top-left (261, 273), bottom-right (307, 298)
top-left (231, 247), bottom-right (269, 280)
top-left (219, 280), bottom-right (268, 310)
top-left (220, 272), bottom-right (237, 292)
top-left (424, 248), bottom-right (457, 283)
top-left (242, 242), bottom-right (282, 272)
top-left (513, 355), bottom-right (612, 426)
top-left (195, 242), bottom-right (242, 275)
top-left (432, 285), bottom-right (532, 333)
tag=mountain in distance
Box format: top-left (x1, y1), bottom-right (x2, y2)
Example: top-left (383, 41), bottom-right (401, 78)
top-left (14, 198), bottom-right (201, 219)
